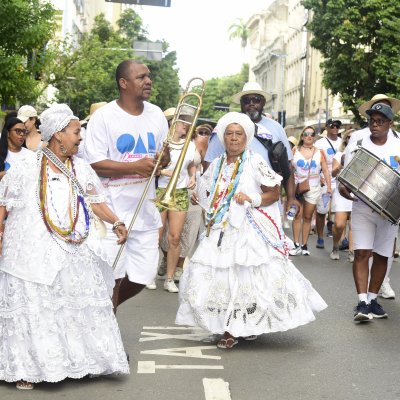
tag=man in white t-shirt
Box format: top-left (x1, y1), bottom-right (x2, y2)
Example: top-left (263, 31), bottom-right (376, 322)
top-left (346, 94), bottom-right (400, 300)
top-left (314, 119), bottom-right (343, 248)
top-left (341, 103), bottom-right (400, 322)
top-left (84, 60), bottom-right (169, 312)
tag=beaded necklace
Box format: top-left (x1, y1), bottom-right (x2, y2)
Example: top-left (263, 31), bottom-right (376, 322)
top-left (38, 150), bottom-right (90, 245)
top-left (205, 150), bottom-right (247, 237)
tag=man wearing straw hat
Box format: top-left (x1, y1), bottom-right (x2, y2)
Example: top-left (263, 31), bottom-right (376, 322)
top-left (204, 82), bottom-right (299, 214)
top-left (84, 60), bottom-right (169, 312)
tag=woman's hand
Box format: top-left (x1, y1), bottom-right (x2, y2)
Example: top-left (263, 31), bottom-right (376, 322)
top-left (233, 191), bottom-right (251, 205)
top-left (114, 225), bottom-right (128, 245)
top-left (187, 175), bottom-right (196, 190)
top-left (191, 192), bottom-right (199, 205)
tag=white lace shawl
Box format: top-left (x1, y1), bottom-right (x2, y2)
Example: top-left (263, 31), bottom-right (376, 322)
top-left (0, 152), bottom-right (111, 285)
top-left (200, 151), bottom-right (282, 229)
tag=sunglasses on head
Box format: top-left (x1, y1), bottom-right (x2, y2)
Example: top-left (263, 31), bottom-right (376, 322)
top-left (329, 123), bottom-right (340, 129)
top-left (303, 131), bottom-right (316, 137)
top-left (242, 96), bottom-right (263, 105)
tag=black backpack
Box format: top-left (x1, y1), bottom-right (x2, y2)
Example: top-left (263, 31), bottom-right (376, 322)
top-left (255, 135), bottom-right (291, 185)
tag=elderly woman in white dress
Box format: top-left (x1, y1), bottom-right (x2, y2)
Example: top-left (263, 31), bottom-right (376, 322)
top-left (0, 104), bottom-right (129, 389)
top-left (176, 112), bottom-right (327, 349)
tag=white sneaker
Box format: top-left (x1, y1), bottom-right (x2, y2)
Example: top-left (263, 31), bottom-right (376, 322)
top-left (146, 281), bottom-right (157, 290)
top-left (173, 267), bottom-right (183, 282)
top-left (164, 278), bottom-right (179, 293)
top-left (347, 251), bottom-right (354, 263)
top-left (283, 220), bottom-right (290, 229)
top-left (379, 278), bottom-right (395, 299)
top-left (330, 249), bottom-right (340, 260)
top-left (157, 258), bottom-right (167, 279)
top-left (289, 245), bottom-right (302, 256)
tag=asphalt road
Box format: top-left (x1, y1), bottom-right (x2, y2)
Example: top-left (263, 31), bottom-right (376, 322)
top-left (1, 231), bottom-right (400, 400)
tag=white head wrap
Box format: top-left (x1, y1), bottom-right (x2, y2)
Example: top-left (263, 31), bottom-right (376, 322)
top-left (216, 112), bottom-right (255, 148)
top-left (40, 104), bottom-right (79, 142)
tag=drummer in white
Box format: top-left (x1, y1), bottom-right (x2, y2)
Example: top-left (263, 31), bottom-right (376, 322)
top-left (341, 103), bottom-right (400, 322)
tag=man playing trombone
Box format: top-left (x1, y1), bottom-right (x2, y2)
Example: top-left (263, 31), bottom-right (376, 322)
top-left (84, 60), bottom-right (169, 312)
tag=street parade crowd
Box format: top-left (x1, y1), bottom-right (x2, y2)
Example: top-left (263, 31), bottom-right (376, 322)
top-left (0, 59), bottom-right (399, 389)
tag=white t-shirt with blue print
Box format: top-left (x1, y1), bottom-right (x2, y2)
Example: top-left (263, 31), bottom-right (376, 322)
top-left (4, 147), bottom-right (32, 172)
top-left (315, 136), bottom-right (342, 186)
top-left (345, 134), bottom-right (400, 210)
top-left (83, 100), bottom-right (168, 231)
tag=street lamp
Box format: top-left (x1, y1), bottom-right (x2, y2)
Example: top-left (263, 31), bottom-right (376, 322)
top-left (270, 52), bottom-right (287, 127)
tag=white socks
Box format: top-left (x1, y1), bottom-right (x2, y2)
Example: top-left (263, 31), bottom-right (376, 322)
top-left (358, 293), bottom-right (377, 303)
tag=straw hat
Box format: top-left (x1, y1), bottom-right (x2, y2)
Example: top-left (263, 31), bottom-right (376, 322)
top-left (287, 136), bottom-right (298, 147)
top-left (82, 102), bottom-right (107, 122)
top-left (163, 106), bottom-right (194, 122)
top-left (358, 94), bottom-right (400, 117)
top-left (232, 82), bottom-right (270, 104)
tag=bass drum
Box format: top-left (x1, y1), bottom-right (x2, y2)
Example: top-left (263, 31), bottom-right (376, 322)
top-left (337, 147), bottom-right (400, 224)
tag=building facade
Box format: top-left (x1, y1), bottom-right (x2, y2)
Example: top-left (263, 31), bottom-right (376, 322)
top-left (246, 0), bottom-right (351, 132)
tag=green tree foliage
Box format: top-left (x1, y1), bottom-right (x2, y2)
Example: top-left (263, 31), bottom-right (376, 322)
top-left (200, 64), bottom-right (249, 122)
top-left (53, 10), bottom-right (180, 119)
top-left (229, 18), bottom-right (249, 49)
top-left (302, 0), bottom-right (400, 123)
top-left (0, 0), bottom-right (56, 107)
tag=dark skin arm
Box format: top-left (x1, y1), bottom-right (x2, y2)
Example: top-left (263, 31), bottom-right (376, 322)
top-left (91, 147), bottom-right (171, 178)
top-left (233, 184), bottom-right (280, 206)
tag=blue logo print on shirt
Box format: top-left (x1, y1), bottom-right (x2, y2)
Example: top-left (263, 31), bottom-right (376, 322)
top-left (116, 132), bottom-right (156, 155)
top-left (297, 159), bottom-right (317, 169)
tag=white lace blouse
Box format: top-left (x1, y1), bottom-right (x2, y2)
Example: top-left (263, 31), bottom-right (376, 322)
top-left (0, 151), bottom-right (110, 285)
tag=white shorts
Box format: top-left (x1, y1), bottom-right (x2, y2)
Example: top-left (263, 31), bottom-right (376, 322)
top-left (332, 188), bottom-right (353, 213)
top-left (351, 204), bottom-right (397, 257)
top-left (303, 185), bottom-right (322, 205)
top-left (103, 227), bottom-right (159, 284)
top-left (317, 184), bottom-right (336, 214)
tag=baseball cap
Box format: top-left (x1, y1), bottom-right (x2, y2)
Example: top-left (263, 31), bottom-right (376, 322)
top-left (17, 105), bottom-right (38, 123)
top-left (365, 103), bottom-right (395, 121)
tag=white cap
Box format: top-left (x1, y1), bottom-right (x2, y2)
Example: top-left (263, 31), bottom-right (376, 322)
top-left (17, 105), bottom-right (38, 123)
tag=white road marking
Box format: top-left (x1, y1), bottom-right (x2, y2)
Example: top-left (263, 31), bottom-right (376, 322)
top-left (141, 345), bottom-right (221, 359)
top-left (137, 361), bottom-right (224, 374)
top-left (203, 378), bottom-right (232, 400)
top-left (142, 326), bottom-right (205, 330)
top-left (140, 331), bottom-right (213, 342)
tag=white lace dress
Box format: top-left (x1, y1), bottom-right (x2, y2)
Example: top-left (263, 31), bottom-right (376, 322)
top-left (0, 152), bottom-right (129, 384)
top-left (176, 151), bottom-right (327, 337)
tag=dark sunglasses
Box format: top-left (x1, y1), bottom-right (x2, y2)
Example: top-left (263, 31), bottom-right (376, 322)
top-left (368, 118), bottom-right (389, 127)
top-left (197, 130), bottom-right (211, 136)
top-left (12, 128), bottom-right (29, 136)
top-left (242, 96), bottom-right (263, 105)
top-left (329, 124), bottom-right (340, 129)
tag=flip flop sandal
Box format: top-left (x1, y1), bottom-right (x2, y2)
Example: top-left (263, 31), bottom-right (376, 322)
top-left (16, 381), bottom-right (34, 390)
top-left (217, 337), bottom-right (238, 349)
top-left (243, 335), bottom-right (258, 341)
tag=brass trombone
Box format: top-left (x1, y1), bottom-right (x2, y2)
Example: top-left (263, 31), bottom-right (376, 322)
top-left (154, 77), bottom-right (205, 210)
top-left (112, 77), bottom-right (205, 271)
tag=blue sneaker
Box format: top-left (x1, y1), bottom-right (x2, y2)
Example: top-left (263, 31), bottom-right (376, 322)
top-left (316, 238), bottom-right (325, 249)
top-left (368, 299), bottom-right (388, 319)
top-left (339, 238), bottom-right (349, 251)
top-left (353, 301), bottom-right (372, 322)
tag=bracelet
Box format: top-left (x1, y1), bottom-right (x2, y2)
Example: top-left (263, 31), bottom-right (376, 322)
top-left (249, 193), bottom-right (262, 208)
top-left (112, 220), bottom-right (125, 231)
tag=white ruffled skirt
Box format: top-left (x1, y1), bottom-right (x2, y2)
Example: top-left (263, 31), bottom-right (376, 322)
top-left (0, 244), bottom-right (129, 384)
top-left (176, 217), bottom-right (327, 337)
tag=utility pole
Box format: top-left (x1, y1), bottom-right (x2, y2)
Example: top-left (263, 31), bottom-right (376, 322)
top-left (271, 52), bottom-right (287, 127)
